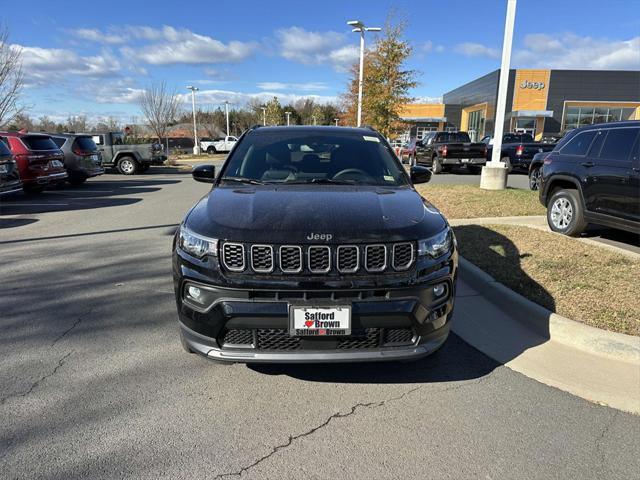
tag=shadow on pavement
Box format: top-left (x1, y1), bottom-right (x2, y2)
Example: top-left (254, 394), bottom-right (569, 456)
top-left (0, 217), bottom-right (38, 229)
top-left (582, 225), bottom-right (640, 249)
top-left (0, 177), bottom-right (181, 215)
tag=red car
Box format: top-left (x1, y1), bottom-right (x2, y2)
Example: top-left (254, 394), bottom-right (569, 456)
top-left (0, 131), bottom-right (67, 193)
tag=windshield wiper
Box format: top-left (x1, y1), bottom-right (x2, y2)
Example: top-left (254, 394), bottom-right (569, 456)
top-left (221, 176), bottom-right (265, 185)
top-left (285, 178), bottom-right (357, 185)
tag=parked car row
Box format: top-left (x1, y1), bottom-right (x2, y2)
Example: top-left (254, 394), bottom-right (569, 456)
top-left (0, 130), bottom-right (169, 197)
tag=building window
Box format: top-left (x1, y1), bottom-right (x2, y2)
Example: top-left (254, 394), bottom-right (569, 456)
top-left (416, 126), bottom-right (437, 139)
top-left (563, 105), bottom-right (637, 130)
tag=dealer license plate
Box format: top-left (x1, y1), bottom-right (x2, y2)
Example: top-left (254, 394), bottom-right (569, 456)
top-left (461, 158), bottom-right (470, 163)
top-left (50, 160), bottom-right (64, 168)
top-left (289, 305), bottom-right (351, 336)
top-left (0, 164), bottom-right (7, 174)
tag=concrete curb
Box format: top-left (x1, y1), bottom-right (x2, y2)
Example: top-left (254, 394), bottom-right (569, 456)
top-left (458, 256), bottom-right (640, 364)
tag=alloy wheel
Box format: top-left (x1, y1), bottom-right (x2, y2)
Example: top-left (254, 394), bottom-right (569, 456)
top-left (550, 197), bottom-right (573, 229)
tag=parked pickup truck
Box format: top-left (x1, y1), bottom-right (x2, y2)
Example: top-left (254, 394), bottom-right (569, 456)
top-left (200, 135), bottom-right (237, 154)
top-left (90, 132), bottom-right (167, 175)
top-left (414, 131), bottom-right (487, 174)
top-left (481, 133), bottom-right (555, 173)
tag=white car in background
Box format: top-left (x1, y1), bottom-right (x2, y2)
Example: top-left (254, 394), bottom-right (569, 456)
top-left (200, 136), bottom-right (238, 154)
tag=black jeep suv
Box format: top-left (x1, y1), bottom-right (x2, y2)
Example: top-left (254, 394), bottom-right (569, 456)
top-left (173, 126), bottom-right (457, 363)
top-left (539, 121), bottom-right (640, 237)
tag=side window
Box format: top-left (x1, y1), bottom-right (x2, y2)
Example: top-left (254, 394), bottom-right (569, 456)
top-left (52, 137), bottom-right (66, 148)
top-left (559, 130), bottom-right (597, 156)
top-left (598, 128), bottom-right (639, 162)
top-left (92, 135), bottom-right (103, 146)
top-left (0, 136), bottom-right (8, 147)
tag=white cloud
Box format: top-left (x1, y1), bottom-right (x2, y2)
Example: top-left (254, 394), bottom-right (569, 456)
top-left (454, 42), bottom-right (500, 59)
top-left (121, 27), bottom-right (256, 65)
top-left (73, 28), bottom-right (127, 45)
top-left (17, 45), bottom-right (121, 85)
top-left (276, 26), bottom-right (360, 71)
top-left (421, 41), bottom-right (444, 53)
top-left (177, 89), bottom-right (337, 107)
top-left (256, 82), bottom-right (328, 91)
top-left (515, 33), bottom-right (640, 69)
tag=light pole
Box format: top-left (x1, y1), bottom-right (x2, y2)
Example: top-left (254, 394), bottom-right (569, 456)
top-left (480, 0), bottom-right (517, 190)
top-left (261, 107), bottom-right (266, 126)
top-left (285, 111), bottom-right (291, 126)
top-left (224, 100), bottom-right (230, 137)
top-left (312, 115), bottom-right (317, 126)
top-left (186, 85), bottom-right (200, 155)
top-left (347, 20), bottom-right (381, 127)
top-left (334, 118), bottom-right (339, 126)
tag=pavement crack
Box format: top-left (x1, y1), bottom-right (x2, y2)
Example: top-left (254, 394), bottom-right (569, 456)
top-left (0, 351), bottom-right (73, 406)
top-left (594, 410), bottom-right (619, 476)
top-left (51, 308), bottom-right (93, 345)
top-left (213, 385), bottom-right (423, 479)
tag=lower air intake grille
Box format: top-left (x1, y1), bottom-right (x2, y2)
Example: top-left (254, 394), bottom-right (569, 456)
top-left (337, 328), bottom-right (380, 349)
top-left (383, 328), bottom-right (415, 345)
top-left (222, 329), bottom-right (253, 346)
top-left (256, 329), bottom-right (301, 350)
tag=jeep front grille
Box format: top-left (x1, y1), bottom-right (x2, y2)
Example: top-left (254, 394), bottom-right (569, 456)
top-left (337, 245), bottom-right (359, 273)
top-left (222, 243), bottom-right (245, 272)
top-left (250, 245), bottom-right (274, 273)
top-left (365, 244), bottom-right (387, 272)
top-left (220, 242), bottom-right (414, 275)
top-left (308, 245), bottom-right (331, 273)
top-left (392, 243), bottom-right (413, 271)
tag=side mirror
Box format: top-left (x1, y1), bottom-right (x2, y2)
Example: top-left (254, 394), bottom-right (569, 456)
top-left (192, 164), bottom-right (216, 183)
top-left (410, 165), bottom-right (432, 184)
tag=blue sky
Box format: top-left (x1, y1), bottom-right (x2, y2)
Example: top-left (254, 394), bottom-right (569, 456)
top-left (6, 0), bottom-right (640, 124)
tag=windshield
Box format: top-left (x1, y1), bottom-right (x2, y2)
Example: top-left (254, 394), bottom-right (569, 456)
top-left (222, 131), bottom-right (409, 186)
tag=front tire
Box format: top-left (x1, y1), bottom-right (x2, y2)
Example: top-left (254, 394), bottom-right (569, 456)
top-left (117, 157), bottom-right (139, 175)
top-left (68, 175), bottom-right (87, 186)
top-left (547, 189), bottom-right (586, 237)
top-left (529, 166), bottom-right (541, 191)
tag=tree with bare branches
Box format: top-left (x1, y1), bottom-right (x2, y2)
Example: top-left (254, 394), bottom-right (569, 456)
top-left (137, 81), bottom-right (181, 142)
top-left (0, 25), bottom-right (24, 127)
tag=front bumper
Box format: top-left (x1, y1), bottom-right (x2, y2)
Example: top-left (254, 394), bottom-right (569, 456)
top-left (0, 180), bottom-right (23, 196)
top-left (175, 278), bottom-right (455, 363)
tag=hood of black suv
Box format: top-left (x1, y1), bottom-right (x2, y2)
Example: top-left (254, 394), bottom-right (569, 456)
top-left (185, 185), bottom-right (447, 243)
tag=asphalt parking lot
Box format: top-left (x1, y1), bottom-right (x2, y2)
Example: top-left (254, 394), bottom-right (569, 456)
top-left (1, 168), bottom-right (639, 479)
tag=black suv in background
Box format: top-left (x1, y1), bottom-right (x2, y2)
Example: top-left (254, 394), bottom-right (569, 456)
top-left (173, 126), bottom-right (457, 363)
top-left (539, 121), bottom-right (640, 236)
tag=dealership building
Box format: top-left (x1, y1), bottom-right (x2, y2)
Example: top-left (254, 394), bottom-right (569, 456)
top-left (399, 69), bottom-right (640, 141)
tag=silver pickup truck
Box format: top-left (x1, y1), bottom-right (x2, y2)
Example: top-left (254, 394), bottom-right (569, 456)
top-left (90, 132), bottom-right (167, 175)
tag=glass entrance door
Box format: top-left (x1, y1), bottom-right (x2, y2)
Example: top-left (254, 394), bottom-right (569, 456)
top-left (467, 110), bottom-right (485, 142)
top-left (514, 117), bottom-right (536, 136)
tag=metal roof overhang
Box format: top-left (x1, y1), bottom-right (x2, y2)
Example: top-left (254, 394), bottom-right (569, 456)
top-left (509, 110), bottom-right (554, 118)
top-left (399, 116), bottom-right (447, 122)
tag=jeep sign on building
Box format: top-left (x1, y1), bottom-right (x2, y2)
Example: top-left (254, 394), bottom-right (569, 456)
top-left (399, 69), bottom-right (640, 141)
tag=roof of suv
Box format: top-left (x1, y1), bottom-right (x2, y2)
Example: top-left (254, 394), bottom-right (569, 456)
top-left (572, 120), bottom-right (640, 132)
top-left (247, 125), bottom-right (379, 135)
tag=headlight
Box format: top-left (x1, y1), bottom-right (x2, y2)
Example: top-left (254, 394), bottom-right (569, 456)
top-left (178, 225), bottom-right (218, 258)
top-left (418, 227), bottom-right (454, 258)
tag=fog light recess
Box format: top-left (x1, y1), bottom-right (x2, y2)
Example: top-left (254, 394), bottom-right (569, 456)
top-left (183, 283), bottom-right (217, 309)
top-left (433, 283), bottom-right (447, 298)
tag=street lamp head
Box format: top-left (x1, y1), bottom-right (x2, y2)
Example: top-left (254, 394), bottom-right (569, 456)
top-left (365, 27), bottom-right (381, 32)
top-left (347, 20), bottom-right (362, 27)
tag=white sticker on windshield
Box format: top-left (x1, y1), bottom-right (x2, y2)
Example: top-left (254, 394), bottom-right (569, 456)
top-left (363, 135), bottom-right (380, 142)
top-left (383, 175), bottom-right (394, 182)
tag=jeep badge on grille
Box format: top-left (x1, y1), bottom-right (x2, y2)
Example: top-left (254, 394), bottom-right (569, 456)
top-left (306, 233), bottom-right (333, 241)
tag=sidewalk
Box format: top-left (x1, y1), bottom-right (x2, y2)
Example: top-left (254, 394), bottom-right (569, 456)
top-left (453, 259), bottom-right (640, 414)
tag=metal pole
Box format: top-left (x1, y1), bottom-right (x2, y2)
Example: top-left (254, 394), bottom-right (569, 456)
top-left (489, 0), bottom-right (517, 165)
top-left (313, 116), bottom-right (317, 126)
top-left (356, 28), bottom-right (365, 127)
top-left (334, 118), bottom-right (339, 126)
top-left (285, 112), bottom-right (291, 126)
top-left (190, 89), bottom-right (198, 155)
top-left (261, 107), bottom-right (266, 126)
top-left (224, 101), bottom-right (230, 137)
